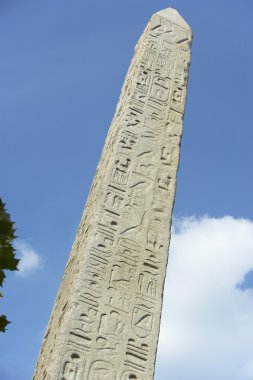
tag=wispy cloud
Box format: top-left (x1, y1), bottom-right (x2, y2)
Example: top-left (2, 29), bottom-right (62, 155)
top-left (14, 240), bottom-right (42, 277)
top-left (156, 215), bottom-right (253, 380)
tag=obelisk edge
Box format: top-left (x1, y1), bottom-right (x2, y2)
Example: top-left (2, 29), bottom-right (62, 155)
top-left (155, 8), bottom-right (192, 32)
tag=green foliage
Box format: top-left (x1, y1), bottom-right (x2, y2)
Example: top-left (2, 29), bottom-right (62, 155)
top-left (0, 198), bottom-right (19, 332)
top-left (0, 315), bottom-right (10, 332)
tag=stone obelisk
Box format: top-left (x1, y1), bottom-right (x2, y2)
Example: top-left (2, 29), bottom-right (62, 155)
top-left (33, 8), bottom-right (192, 380)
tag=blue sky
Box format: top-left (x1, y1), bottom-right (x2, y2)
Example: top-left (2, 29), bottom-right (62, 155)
top-left (1, 1), bottom-right (253, 379)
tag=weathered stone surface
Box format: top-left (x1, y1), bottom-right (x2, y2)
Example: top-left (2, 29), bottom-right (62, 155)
top-left (33, 8), bottom-right (192, 380)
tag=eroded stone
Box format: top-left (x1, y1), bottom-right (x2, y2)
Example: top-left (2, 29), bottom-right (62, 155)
top-left (33, 8), bottom-right (192, 380)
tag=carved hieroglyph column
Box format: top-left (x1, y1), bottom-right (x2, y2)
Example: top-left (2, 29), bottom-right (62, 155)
top-left (33, 8), bottom-right (192, 380)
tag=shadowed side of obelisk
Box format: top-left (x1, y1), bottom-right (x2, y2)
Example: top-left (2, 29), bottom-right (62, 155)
top-left (33, 8), bottom-right (192, 380)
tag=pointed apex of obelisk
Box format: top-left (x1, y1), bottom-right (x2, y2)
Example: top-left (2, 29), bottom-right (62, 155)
top-left (155, 8), bottom-right (191, 31)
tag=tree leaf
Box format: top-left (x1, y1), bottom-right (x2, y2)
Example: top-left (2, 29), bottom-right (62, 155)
top-left (0, 270), bottom-right (5, 287)
top-left (0, 315), bottom-right (10, 332)
top-left (0, 250), bottom-right (20, 271)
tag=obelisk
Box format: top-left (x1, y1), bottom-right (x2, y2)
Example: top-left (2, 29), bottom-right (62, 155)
top-left (33, 8), bottom-right (192, 380)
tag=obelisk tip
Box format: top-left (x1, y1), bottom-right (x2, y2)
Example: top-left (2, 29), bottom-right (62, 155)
top-left (155, 8), bottom-right (191, 31)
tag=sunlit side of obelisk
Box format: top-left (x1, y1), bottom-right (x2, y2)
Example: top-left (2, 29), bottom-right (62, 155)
top-left (33, 8), bottom-right (192, 380)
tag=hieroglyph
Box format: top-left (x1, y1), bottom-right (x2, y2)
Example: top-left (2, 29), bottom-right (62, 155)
top-left (33, 8), bottom-right (192, 380)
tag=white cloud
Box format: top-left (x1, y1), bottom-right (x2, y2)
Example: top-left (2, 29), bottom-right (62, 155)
top-left (15, 240), bottom-right (42, 277)
top-left (155, 216), bottom-right (253, 380)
